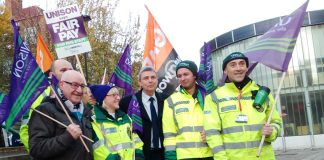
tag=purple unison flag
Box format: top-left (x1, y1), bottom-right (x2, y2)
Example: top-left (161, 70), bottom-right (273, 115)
top-left (127, 95), bottom-right (143, 133)
top-left (244, 0), bottom-right (309, 72)
top-left (109, 44), bottom-right (133, 96)
top-left (1, 20), bottom-right (49, 128)
top-left (198, 42), bottom-right (216, 94)
top-left (51, 75), bottom-right (59, 87)
top-left (198, 45), bottom-right (207, 84)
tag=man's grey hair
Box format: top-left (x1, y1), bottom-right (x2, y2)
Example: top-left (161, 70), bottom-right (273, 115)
top-left (138, 66), bottom-right (157, 81)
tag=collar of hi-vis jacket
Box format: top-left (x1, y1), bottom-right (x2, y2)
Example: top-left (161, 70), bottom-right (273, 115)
top-left (93, 105), bottom-right (130, 125)
top-left (224, 79), bottom-right (257, 95)
top-left (226, 76), bottom-right (251, 90)
top-left (179, 84), bottom-right (205, 110)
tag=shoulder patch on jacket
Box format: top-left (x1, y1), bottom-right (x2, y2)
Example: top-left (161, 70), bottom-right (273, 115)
top-left (174, 101), bottom-right (189, 106)
top-left (204, 110), bottom-right (211, 114)
top-left (105, 127), bottom-right (117, 134)
top-left (176, 108), bottom-right (189, 114)
top-left (221, 105), bottom-right (237, 112)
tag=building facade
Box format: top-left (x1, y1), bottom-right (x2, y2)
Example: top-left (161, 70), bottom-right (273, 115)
top-left (206, 9), bottom-right (324, 149)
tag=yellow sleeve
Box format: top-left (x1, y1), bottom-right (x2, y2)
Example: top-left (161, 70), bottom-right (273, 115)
top-left (20, 88), bottom-right (49, 152)
top-left (204, 93), bottom-right (228, 160)
top-left (19, 123), bottom-right (29, 152)
top-left (265, 93), bottom-right (283, 142)
top-left (163, 97), bottom-right (177, 160)
top-left (91, 122), bottom-right (114, 160)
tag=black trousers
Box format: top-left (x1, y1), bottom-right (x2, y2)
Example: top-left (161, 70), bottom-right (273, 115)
top-left (144, 148), bottom-right (164, 160)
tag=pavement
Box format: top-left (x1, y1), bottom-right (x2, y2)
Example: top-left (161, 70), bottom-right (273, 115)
top-left (275, 148), bottom-right (324, 160)
top-left (0, 148), bottom-right (323, 160)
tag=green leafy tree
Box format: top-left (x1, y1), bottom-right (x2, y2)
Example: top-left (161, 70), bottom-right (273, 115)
top-left (0, 5), bottom-right (13, 93)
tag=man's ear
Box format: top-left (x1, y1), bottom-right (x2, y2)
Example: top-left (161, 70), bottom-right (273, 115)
top-left (49, 71), bottom-right (54, 78)
top-left (138, 80), bottom-right (142, 88)
top-left (224, 69), bottom-right (228, 75)
top-left (59, 81), bottom-right (64, 89)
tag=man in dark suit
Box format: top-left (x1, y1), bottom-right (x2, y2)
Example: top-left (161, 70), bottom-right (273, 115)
top-left (119, 66), bottom-right (166, 160)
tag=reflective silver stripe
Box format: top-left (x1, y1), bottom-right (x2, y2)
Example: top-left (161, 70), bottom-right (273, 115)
top-left (134, 137), bottom-right (142, 143)
top-left (167, 97), bottom-right (179, 129)
top-left (165, 145), bottom-right (176, 151)
top-left (205, 129), bottom-right (220, 136)
top-left (210, 92), bottom-right (223, 131)
top-left (221, 105), bottom-right (237, 112)
top-left (266, 98), bottom-right (269, 108)
top-left (224, 140), bottom-right (269, 149)
top-left (100, 123), bottom-right (112, 151)
top-left (222, 124), bottom-right (263, 134)
top-left (167, 97), bottom-right (174, 108)
top-left (218, 96), bottom-right (252, 103)
top-left (272, 121), bottom-right (282, 127)
top-left (164, 132), bottom-right (177, 138)
top-left (210, 92), bottom-right (218, 104)
top-left (111, 142), bottom-right (133, 151)
top-left (21, 119), bottom-right (29, 125)
top-left (212, 145), bottom-right (225, 154)
top-left (41, 92), bottom-right (48, 97)
top-left (210, 92), bottom-right (251, 103)
top-left (93, 139), bottom-right (104, 150)
top-left (177, 142), bottom-right (208, 148)
top-left (244, 124), bottom-right (263, 131)
top-left (271, 124), bottom-right (280, 137)
top-left (178, 126), bottom-right (203, 134)
top-left (222, 126), bottom-right (243, 134)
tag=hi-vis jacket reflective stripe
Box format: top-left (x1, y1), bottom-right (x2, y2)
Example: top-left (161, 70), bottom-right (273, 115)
top-left (92, 106), bottom-right (143, 160)
top-left (163, 88), bottom-right (212, 160)
top-left (204, 81), bottom-right (282, 160)
top-left (20, 87), bottom-right (50, 152)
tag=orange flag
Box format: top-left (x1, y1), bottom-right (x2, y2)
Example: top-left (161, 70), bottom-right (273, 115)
top-left (36, 34), bottom-right (54, 72)
top-left (143, 6), bottom-right (181, 96)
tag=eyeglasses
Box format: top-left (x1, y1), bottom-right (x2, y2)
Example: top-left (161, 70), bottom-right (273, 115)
top-left (63, 81), bottom-right (87, 90)
top-left (106, 93), bottom-right (120, 98)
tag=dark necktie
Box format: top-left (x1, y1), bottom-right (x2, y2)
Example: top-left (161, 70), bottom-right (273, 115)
top-left (149, 97), bottom-right (159, 148)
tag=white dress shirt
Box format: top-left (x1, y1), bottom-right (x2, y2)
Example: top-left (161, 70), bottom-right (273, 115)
top-left (142, 92), bottom-right (161, 148)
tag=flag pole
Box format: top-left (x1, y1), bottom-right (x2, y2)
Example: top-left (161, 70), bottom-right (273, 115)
top-left (75, 55), bottom-right (91, 98)
top-left (30, 108), bottom-right (93, 142)
top-left (50, 85), bottom-right (90, 152)
top-left (257, 71), bottom-right (286, 157)
top-left (101, 68), bottom-right (107, 84)
top-left (75, 55), bottom-right (87, 85)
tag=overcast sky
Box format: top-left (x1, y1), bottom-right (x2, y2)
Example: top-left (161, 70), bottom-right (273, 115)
top-left (22, 0), bottom-right (324, 64)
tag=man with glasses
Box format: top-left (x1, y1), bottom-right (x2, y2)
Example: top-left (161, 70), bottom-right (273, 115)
top-left (119, 66), bottom-right (167, 160)
top-left (29, 70), bottom-right (93, 160)
top-left (20, 59), bottom-right (73, 152)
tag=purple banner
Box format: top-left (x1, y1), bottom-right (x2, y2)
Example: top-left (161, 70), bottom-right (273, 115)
top-left (198, 42), bottom-right (216, 94)
top-left (127, 95), bottom-right (143, 134)
top-left (244, 0), bottom-right (309, 72)
top-left (47, 16), bottom-right (87, 44)
top-left (109, 44), bottom-right (133, 96)
top-left (0, 20), bottom-right (49, 128)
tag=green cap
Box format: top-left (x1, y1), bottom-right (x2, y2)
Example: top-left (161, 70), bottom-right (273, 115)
top-left (176, 60), bottom-right (198, 76)
top-left (222, 52), bottom-right (249, 70)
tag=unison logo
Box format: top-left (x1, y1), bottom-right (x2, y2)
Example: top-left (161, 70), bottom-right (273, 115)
top-left (45, 6), bottom-right (78, 19)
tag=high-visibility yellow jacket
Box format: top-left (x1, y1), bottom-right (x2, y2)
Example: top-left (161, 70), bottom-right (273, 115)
top-left (19, 87), bottom-right (50, 152)
top-left (204, 80), bottom-right (282, 160)
top-left (163, 87), bottom-right (213, 160)
top-left (92, 106), bottom-right (144, 160)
